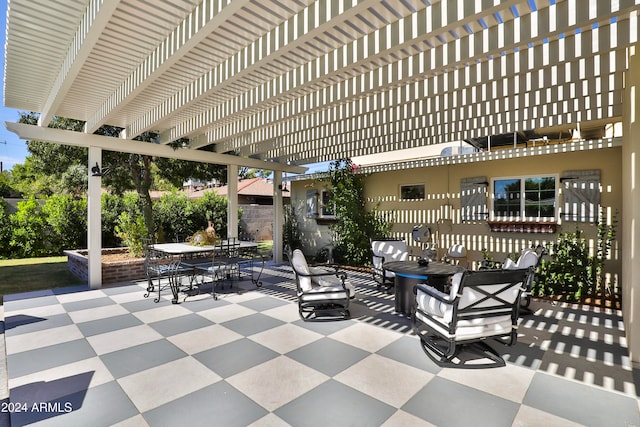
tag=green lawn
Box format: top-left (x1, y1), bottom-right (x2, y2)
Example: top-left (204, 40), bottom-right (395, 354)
top-left (0, 256), bottom-right (86, 303)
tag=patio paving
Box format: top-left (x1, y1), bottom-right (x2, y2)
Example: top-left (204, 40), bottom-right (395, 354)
top-left (1, 262), bottom-right (639, 426)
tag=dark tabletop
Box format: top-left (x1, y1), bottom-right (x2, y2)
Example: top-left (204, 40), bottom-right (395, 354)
top-left (384, 260), bottom-right (464, 277)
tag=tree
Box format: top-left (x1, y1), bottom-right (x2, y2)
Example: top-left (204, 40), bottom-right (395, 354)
top-left (18, 112), bottom-right (227, 240)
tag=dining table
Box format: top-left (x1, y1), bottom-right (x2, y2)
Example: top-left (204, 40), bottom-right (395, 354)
top-left (384, 260), bottom-right (464, 315)
top-left (151, 240), bottom-right (263, 303)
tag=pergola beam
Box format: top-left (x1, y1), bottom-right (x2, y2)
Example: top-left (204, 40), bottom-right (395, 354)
top-left (5, 122), bottom-right (306, 174)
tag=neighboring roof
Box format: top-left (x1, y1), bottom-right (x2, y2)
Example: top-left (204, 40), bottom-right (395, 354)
top-left (150, 178), bottom-right (287, 200)
top-left (209, 178), bottom-right (280, 198)
top-left (4, 1), bottom-right (637, 170)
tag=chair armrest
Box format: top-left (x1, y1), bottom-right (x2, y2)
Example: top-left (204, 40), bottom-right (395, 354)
top-left (479, 259), bottom-right (503, 270)
top-left (372, 254), bottom-right (385, 264)
top-left (415, 283), bottom-right (452, 302)
top-left (415, 283), bottom-right (455, 319)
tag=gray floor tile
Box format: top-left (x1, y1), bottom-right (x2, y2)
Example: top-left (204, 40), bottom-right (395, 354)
top-left (101, 284), bottom-right (144, 296)
top-left (285, 337), bottom-right (370, 376)
top-left (221, 313), bottom-right (285, 336)
top-left (149, 313), bottom-right (214, 337)
top-left (143, 381), bottom-right (268, 427)
top-left (238, 295), bottom-right (290, 312)
top-left (4, 312), bottom-right (73, 334)
top-left (275, 379), bottom-right (395, 427)
top-left (524, 372), bottom-right (640, 426)
top-left (61, 297), bottom-right (115, 313)
top-left (100, 339), bottom-right (187, 379)
top-left (376, 335), bottom-right (441, 374)
top-left (292, 317), bottom-right (356, 335)
top-left (402, 376), bottom-right (520, 427)
top-left (76, 313), bottom-right (143, 337)
top-left (193, 338), bottom-right (278, 378)
top-left (4, 295), bottom-right (59, 310)
top-left (121, 298), bottom-right (173, 313)
top-left (10, 380), bottom-right (138, 427)
top-left (8, 339), bottom-right (97, 378)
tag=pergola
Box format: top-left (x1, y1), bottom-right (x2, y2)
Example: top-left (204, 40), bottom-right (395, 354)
top-left (4, 1), bottom-right (640, 359)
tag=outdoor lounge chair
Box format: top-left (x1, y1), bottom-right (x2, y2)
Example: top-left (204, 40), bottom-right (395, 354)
top-left (371, 238), bottom-right (409, 292)
top-left (290, 249), bottom-right (354, 320)
top-left (481, 245), bottom-right (546, 308)
top-left (413, 268), bottom-right (530, 368)
top-left (442, 244), bottom-right (468, 268)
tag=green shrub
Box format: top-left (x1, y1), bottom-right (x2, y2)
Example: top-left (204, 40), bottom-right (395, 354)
top-left (9, 196), bottom-right (48, 257)
top-left (42, 194), bottom-right (87, 252)
top-left (324, 159), bottom-right (391, 266)
top-left (115, 211), bottom-right (146, 257)
top-left (195, 190), bottom-right (229, 239)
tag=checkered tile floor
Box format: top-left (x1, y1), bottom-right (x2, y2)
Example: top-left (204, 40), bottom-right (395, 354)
top-left (2, 263), bottom-right (639, 426)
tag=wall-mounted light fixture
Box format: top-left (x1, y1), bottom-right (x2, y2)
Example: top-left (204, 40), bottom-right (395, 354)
top-left (278, 183), bottom-right (289, 192)
top-left (91, 162), bottom-right (109, 177)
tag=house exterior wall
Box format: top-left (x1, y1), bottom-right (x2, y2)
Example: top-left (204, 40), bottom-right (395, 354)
top-left (291, 147), bottom-right (623, 284)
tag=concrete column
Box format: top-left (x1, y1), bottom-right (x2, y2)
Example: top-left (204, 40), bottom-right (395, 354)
top-left (273, 171), bottom-right (283, 263)
top-left (227, 164), bottom-right (238, 239)
top-left (622, 45), bottom-right (640, 363)
top-left (87, 146), bottom-right (102, 289)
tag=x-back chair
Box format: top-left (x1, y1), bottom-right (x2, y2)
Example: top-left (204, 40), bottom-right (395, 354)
top-left (413, 268), bottom-right (531, 368)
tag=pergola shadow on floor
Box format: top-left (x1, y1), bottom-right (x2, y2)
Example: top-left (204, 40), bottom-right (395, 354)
top-left (2, 262), bottom-right (640, 426)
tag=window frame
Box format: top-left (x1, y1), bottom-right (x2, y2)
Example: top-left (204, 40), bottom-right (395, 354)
top-left (318, 189), bottom-right (336, 219)
top-left (490, 174), bottom-right (559, 221)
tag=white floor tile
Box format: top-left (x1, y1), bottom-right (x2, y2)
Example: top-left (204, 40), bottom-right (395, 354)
top-left (334, 354), bottom-right (433, 408)
top-left (226, 355), bottom-right (328, 411)
top-left (118, 357), bottom-right (221, 413)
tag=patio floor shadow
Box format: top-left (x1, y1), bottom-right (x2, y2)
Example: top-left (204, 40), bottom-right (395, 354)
top-left (2, 262), bottom-right (639, 426)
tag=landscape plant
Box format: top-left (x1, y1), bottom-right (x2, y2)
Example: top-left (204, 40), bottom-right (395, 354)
top-left (323, 159), bottom-right (391, 266)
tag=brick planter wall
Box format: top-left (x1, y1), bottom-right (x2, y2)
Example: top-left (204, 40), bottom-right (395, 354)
top-left (65, 248), bottom-right (146, 285)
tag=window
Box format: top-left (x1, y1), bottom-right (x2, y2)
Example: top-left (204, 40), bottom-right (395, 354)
top-left (492, 175), bottom-right (557, 220)
top-left (306, 190), bottom-right (318, 218)
top-left (319, 189), bottom-right (336, 218)
top-left (400, 184), bottom-right (425, 200)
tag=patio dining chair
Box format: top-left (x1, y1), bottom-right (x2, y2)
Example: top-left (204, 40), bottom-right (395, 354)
top-left (142, 239), bottom-right (186, 303)
top-left (290, 249), bottom-right (355, 320)
top-left (413, 268), bottom-right (530, 368)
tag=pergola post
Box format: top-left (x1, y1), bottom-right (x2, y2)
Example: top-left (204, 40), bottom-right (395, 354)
top-left (227, 164), bottom-right (238, 239)
top-left (87, 146), bottom-right (102, 289)
top-left (622, 45), bottom-right (640, 364)
top-left (273, 171), bottom-right (283, 263)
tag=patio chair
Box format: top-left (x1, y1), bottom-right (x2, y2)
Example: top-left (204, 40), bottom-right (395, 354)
top-left (142, 239), bottom-right (183, 303)
top-left (442, 244), bottom-right (468, 268)
top-left (371, 238), bottom-right (409, 292)
top-left (481, 245), bottom-right (545, 308)
top-left (290, 249), bottom-right (355, 320)
top-left (413, 268), bottom-right (530, 368)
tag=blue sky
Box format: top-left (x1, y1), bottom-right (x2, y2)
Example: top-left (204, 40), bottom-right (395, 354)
top-left (0, 1), bottom-right (29, 171)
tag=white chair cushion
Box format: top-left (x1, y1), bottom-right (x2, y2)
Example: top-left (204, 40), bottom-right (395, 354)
top-left (516, 249), bottom-right (539, 269)
top-left (299, 284), bottom-right (350, 302)
top-left (371, 240), bottom-right (409, 262)
top-left (291, 249), bottom-right (313, 291)
top-left (318, 275), bottom-right (355, 298)
top-left (416, 287), bottom-right (451, 318)
top-left (447, 244), bottom-right (467, 258)
top-left (415, 310), bottom-right (512, 341)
